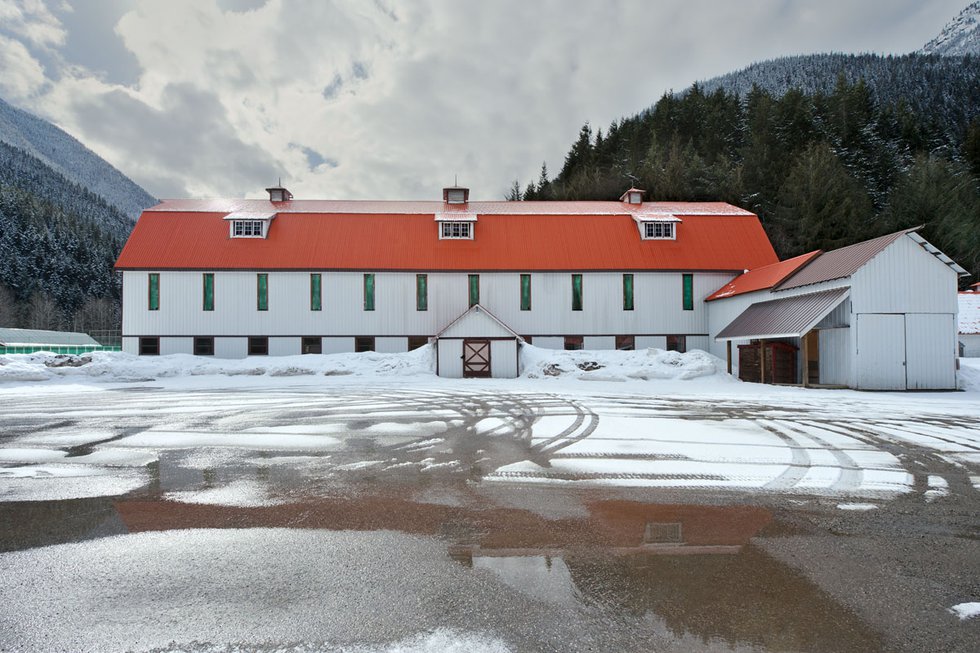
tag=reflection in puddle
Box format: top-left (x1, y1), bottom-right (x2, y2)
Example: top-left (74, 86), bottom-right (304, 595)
top-left (1, 493), bottom-right (883, 652)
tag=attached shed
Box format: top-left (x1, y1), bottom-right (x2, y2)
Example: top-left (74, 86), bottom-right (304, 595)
top-left (434, 304), bottom-right (521, 378)
top-left (959, 291), bottom-right (980, 357)
top-left (710, 229), bottom-right (968, 390)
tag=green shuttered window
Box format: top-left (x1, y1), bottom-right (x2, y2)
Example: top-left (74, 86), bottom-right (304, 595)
top-left (520, 274), bottom-right (531, 311)
top-left (257, 273), bottom-right (268, 311)
top-left (310, 273), bottom-right (322, 311)
top-left (682, 273), bottom-right (694, 311)
top-left (148, 273), bottom-right (159, 311)
top-left (469, 274), bottom-right (479, 308)
top-left (364, 273), bottom-right (375, 311)
top-left (203, 273), bottom-right (214, 311)
top-left (571, 274), bottom-right (583, 311)
top-left (623, 274), bottom-right (634, 311)
top-left (416, 274), bottom-right (427, 311)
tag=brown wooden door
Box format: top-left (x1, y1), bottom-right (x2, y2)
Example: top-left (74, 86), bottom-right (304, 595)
top-left (462, 339), bottom-right (491, 378)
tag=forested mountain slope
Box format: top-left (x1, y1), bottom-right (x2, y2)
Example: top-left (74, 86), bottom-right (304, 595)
top-left (0, 96), bottom-right (155, 221)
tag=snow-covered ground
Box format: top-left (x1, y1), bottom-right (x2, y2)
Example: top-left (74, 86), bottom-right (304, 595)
top-left (1, 348), bottom-right (978, 505)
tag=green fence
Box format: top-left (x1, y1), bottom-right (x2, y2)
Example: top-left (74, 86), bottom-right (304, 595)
top-left (0, 345), bottom-right (122, 355)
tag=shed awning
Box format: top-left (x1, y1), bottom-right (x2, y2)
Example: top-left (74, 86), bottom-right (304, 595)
top-left (715, 288), bottom-right (849, 341)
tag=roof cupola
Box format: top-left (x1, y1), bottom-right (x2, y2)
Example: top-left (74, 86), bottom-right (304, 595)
top-left (620, 187), bottom-right (646, 205)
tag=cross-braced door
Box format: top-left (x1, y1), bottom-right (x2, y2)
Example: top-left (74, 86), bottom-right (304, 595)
top-left (462, 339), bottom-right (491, 378)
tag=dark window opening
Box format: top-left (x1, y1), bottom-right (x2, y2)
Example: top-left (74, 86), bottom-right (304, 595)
top-left (194, 337), bottom-right (215, 356)
top-left (469, 274), bottom-right (480, 308)
top-left (310, 274), bottom-right (322, 311)
top-left (139, 337), bottom-right (159, 356)
top-left (203, 273), bottom-right (214, 311)
top-left (408, 336), bottom-right (429, 351)
top-left (522, 335), bottom-right (533, 345)
top-left (248, 336), bottom-right (269, 356)
top-left (520, 274), bottom-right (531, 311)
top-left (616, 335), bottom-right (635, 351)
top-left (355, 336), bottom-right (375, 353)
top-left (364, 274), bottom-right (375, 311)
top-left (257, 273), bottom-right (268, 311)
top-left (302, 337), bottom-right (322, 354)
top-left (416, 274), bottom-right (427, 311)
top-left (682, 273), bottom-right (693, 311)
top-left (571, 274), bottom-right (583, 311)
top-left (148, 273), bottom-right (160, 311)
top-left (666, 335), bottom-right (687, 353)
top-left (564, 336), bottom-right (583, 351)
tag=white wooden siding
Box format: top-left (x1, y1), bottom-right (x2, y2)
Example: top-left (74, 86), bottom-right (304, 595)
top-left (584, 336), bottom-right (615, 350)
top-left (851, 236), bottom-right (958, 315)
top-left (817, 328), bottom-right (851, 386)
top-left (437, 339), bottom-right (462, 378)
top-left (268, 337), bottom-right (298, 356)
top-left (905, 314), bottom-right (956, 389)
top-left (855, 314), bottom-right (907, 390)
top-left (490, 340), bottom-right (519, 378)
top-left (123, 270), bottom-right (730, 341)
top-left (375, 337), bottom-right (407, 353)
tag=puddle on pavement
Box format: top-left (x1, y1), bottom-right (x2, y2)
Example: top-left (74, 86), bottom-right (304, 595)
top-left (0, 490), bottom-right (884, 653)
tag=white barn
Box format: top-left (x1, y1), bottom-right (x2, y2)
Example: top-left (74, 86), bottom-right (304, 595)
top-left (115, 185), bottom-right (777, 378)
top-left (115, 185), bottom-right (968, 388)
top-left (707, 229), bottom-right (968, 390)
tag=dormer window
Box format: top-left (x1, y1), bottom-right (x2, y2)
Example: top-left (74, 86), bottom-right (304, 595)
top-left (440, 221), bottom-right (472, 239)
top-left (234, 220), bottom-right (265, 237)
top-left (225, 211), bottom-right (276, 239)
top-left (637, 216), bottom-right (680, 240)
top-left (644, 222), bottom-right (674, 239)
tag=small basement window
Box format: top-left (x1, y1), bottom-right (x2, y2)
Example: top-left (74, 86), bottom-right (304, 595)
top-left (564, 336), bottom-right (583, 351)
top-left (666, 335), bottom-right (686, 353)
top-left (355, 336), bottom-right (375, 353)
top-left (139, 337), bottom-right (159, 356)
top-left (643, 222), bottom-right (675, 240)
top-left (408, 336), bottom-right (429, 351)
top-left (440, 221), bottom-right (472, 239)
top-left (301, 337), bottom-right (322, 354)
top-left (248, 336), bottom-right (269, 356)
top-left (194, 337), bottom-right (215, 356)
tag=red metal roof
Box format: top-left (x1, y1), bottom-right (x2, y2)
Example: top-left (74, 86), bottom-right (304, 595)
top-left (115, 201), bottom-right (778, 272)
top-left (706, 250), bottom-right (822, 301)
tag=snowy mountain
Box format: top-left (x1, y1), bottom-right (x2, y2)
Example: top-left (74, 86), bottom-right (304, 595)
top-left (921, 1), bottom-right (980, 56)
top-left (0, 96), bottom-right (156, 221)
top-left (696, 53), bottom-right (979, 141)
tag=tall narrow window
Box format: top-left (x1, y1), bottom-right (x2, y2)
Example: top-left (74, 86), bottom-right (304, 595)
top-left (468, 274), bottom-right (480, 308)
top-left (682, 273), bottom-right (693, 311)
top-left (203, 273), bottom-right (214, 311)
top-left (364, 274), bottom-right (375, 311)
top-left (148, 273), bottom-right (159, 311)
top-left (416, 274), bottom-right (428, 311)
top-left (623, 274), bottom-right (634, 311)
top-left (310, 273), bottom-right (322, 311)
top-left (571, 274), bottom-right (583, 311)
top-left (520, 274), bottom-right (531, 311)
top-left (257, 274), bottom-right (268, 311)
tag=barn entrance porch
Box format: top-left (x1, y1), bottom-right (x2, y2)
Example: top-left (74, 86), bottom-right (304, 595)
top-left (434, 304), bottom-right (521, 379)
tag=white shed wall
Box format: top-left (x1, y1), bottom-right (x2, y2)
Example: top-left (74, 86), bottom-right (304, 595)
top-left (375, 337), bottom-right (407, 353)
top-left (533, 337), bottom-right (565, 350)
top-left (437, 339), bottom-right (463, 378)
top-left (490, 340), bottom-right (519, 378)
top-left (961, 334), bottom-right (980, 357)
top-left (817, 328), bottom-right (851, 386)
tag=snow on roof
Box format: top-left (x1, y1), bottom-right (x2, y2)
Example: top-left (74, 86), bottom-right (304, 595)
top-left (0, 327), bottom-right (99, 347)
top-left (959, 293), bottom-right (980, 335)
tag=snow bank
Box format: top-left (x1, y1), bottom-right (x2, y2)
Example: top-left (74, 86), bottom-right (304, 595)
top-left (0, 346), bottom-right (436, 384)
top-left (958, 358), bottom-right (980, 392)
top-left (520, 344), bottom-right (731, 382)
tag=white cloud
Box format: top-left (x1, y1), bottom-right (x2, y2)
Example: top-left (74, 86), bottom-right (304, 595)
top-left (0, 0), bottom-right (66, 48)
top-left (0, 34), bottom-right (46, 100)
top-left (0, 0), bottom-right (970, 201)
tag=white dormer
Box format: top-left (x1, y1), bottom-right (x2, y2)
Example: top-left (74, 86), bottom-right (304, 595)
top-left (224, 211), bottom-right (276, 239)
top-left (266, 184), bottom-right (293, 203)
top-left (435, 212), bottom-right (477, 240)
top-left (620, 187), bottom-right (646, 205)
top-left (634, 215), bottom-right (681, 240)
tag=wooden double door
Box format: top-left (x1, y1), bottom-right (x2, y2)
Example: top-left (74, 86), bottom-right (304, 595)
top-left (462, 339), bottom-right (491, 378)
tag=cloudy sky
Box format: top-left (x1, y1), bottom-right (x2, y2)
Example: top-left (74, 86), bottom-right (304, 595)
top-left (0, 0), bottom-right (968, 201)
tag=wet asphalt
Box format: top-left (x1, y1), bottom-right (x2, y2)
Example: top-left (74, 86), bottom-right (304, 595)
top-left (0, 384), bottom-right (978, 652)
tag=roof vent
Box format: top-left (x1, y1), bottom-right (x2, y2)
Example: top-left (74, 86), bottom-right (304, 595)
top-left (266, 181), bottom-right (293, 203)
top-left (620, 187), bottom-right (645, 205)
top-left (443, 184), bottom-right (469, 205)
